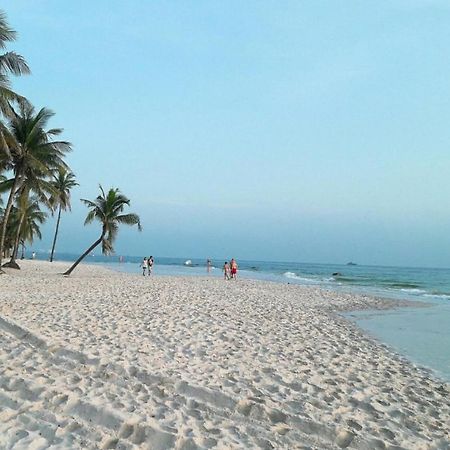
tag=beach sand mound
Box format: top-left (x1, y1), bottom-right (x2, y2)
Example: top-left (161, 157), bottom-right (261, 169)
top-left (0, 260), bottom-right (449, 449)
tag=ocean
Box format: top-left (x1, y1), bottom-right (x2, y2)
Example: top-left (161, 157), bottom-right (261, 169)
top-left (34, 252), bottom-right (450, 381)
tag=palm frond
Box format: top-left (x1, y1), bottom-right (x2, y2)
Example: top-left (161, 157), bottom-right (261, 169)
top-left (84, 209), bottom-right (97, 225)
top-left (0, 11), bottom-right (17, 47)
top-left (0, 52), bottom-right (30, 76)
top-left (116, 213), bottom-right (142, 231)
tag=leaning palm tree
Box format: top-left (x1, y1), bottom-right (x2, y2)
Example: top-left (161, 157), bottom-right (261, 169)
top-left (49, 168), bottom-right (78, 262)
top-left (0, 102), bottom-right (71, 271)
top-left (63, 186), bottom-right (141, 276)
top-left (0, 10), bottom-right (30, 116)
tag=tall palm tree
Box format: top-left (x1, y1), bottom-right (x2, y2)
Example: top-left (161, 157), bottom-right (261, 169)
top-left (3, 179), bottom-right (55, 269)
top-left (49, 168), bottom-right (78, 262)
top-left (0, 102), bottom-right (71, 271)
top-left (8, 195), bottom-right (46, 258)
top-left (63, 186), bottom-right (141, 276)
top-left (0, 10), bottom-right (30, 116)
top-left (5, 159), bottom-right (58, 268)
top-left (6, 184), bottom-right (31, 265)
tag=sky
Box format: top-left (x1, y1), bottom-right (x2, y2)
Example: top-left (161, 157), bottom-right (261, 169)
top-left (2, 0), bottom-right (450, 267)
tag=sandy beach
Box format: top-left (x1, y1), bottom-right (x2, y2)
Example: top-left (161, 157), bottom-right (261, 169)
top-left (0, 261), bottom-right (449, 449)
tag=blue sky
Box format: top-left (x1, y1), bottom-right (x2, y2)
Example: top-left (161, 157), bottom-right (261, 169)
top-left (3, 1), bottom-right (450, 267)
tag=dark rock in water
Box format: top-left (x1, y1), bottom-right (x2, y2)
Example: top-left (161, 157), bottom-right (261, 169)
top-left (332, 272), bottom-right (342, 277)
top-left (346, 262), bottom-right (357, 266)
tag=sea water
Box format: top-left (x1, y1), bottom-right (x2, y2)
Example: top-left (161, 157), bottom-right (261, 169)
top-left (37, 252), bottom-right (450, 381)
top-left (346, 303), bottom-right (450, 381)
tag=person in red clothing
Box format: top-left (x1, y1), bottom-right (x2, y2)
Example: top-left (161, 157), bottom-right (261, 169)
top-left (230, 258), bottom-right (238, 280)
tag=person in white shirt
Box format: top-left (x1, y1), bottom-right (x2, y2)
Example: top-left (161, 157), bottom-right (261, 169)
top-left (141, 257), bottom-right (148, 276)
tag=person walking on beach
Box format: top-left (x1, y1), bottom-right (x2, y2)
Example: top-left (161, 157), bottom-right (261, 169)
top-left (141, 257), bottom-right (148, 276)
top-left (230, 258), bottom-right (238, 280)
top-left (207, 259), bottom-right (212, 273)
top-left (223, 261), bottom-right (231, 280)
top-left (148, 256), bottom-right (154, 276)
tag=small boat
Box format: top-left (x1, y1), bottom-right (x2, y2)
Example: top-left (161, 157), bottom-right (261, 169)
top-left (184, 260), bottom-right (192, 266)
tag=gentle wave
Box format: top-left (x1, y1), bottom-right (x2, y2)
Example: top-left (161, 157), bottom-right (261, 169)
top-left (399, 288), bottom-right (427, 295)
top-left (283, 272), bottom-right (320, 283)
top-left (389, 282), bottom-right (421, 289)
top-left (424, 293), bottom-right (450, 300)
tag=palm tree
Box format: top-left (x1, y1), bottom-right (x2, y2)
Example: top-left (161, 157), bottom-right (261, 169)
top-left (8, 195), bottom-right (46, 258)
top-left (5, 160), bottom-right (58, 268)
top-left (6, 184), bottom-right (31, 265)
top-left (3, 177), bottom-right (55, 269)
top-left (0, 10), bottom-right (30, 116)
top-left (63, 186), bottom-right (141, 276)
top-left (0, 172), bottom-right (5, 210)
top-left (2, 204), bottom-right (17, 257)
top-left (49, 168), bottom-right (78, 262)
top-left (0, 102), bottom-right (71, 271)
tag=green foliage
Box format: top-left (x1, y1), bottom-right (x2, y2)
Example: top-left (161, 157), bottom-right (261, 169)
top-left (63, 186), bottom-right (141, 275)
top-left (0, 10), bottom-right (30, 117)
top-left (0, 101), bottom-right (72, 266)
top-left (9, 196), bottom-right (47, 245)
top-left (49, 167), bottom-right (78, 212)
top-left (49, 167), bottom-right (78, 261)
top-left (81, 185), bottom-right (142, 255)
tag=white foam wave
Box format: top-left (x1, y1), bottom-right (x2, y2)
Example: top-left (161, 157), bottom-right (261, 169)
top-left (283, 272), bottom-right (319, 283)
top-left (284, 271), bottom-right (298, 279)
top-left (424, 294), bottom-right (450, 300)
top-left (400, 288), bottom-right (426, 294)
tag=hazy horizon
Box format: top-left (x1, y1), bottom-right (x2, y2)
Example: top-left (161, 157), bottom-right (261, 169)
top-left (30, 250), bottom-right (450, 271)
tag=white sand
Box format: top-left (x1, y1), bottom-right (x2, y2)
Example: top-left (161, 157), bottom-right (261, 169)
top-left (0, 260), bottom-right (449, 449)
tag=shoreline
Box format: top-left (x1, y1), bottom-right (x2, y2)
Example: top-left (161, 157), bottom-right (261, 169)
top-left (32, 253), bottom-right (450, 305)
top-left (1, 260), bottom-right (449, 448)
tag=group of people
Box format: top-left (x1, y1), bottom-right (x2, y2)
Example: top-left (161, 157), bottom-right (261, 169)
top-left (141, 256), bottom-right (238, 279)
top-left (222, 258), bottom-right (238, 280)
top-left (141, 256), bottom-right (154, 276)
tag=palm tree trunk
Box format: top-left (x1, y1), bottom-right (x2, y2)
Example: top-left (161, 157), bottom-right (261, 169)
top-left (49, 205), bottom-right (62, 262)
top-left (63, 231), bottom-right (105, 276)
top-left (5, 209), bottom-right (26, 269)
top-left (0, 176), bottom-right (21, 272)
